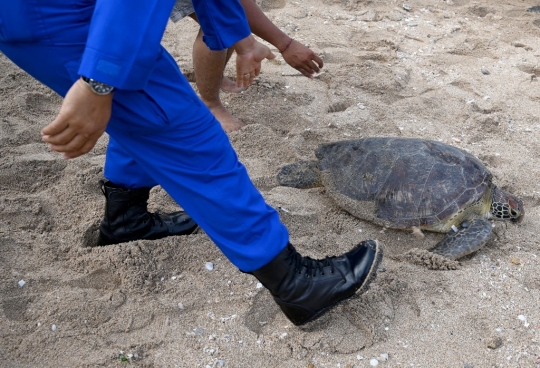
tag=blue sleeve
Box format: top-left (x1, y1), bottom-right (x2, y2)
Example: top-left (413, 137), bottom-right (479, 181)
top-left (78, 0), bottom-right (176, 90)
top-left (191, 0), bottom-right (251, 51)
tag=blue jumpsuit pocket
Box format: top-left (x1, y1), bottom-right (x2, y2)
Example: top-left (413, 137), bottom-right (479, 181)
top-left (0, 4), bottom-right (44, 43)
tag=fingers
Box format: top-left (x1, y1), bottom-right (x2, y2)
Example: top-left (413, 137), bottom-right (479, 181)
top-left (296, 67), bottom-right (314, 79)
top-left (293, 59), bottom-right (322, 78)
top-left (282, 42), bottom-right (324, 78)
top-left (237, 71), bottom-right (254, 88)
top-left (266, 51), bottom-right (277, 61)
top-left (41, 123), bottom-right (78, 146)
top-left (46, 133), bottom-right (99, 159)
top-left (41, 114), bottom-right (69, 136)
top-left (46, 133), bottom-right (87, 152)
top-left (63, 139), bottom-right (99, 159)
top-left (303, 59), bottom-right (321, 75)
top-left (312, 54), bottom-right (324, 69)
top-left (254, 64), bottom-right (261, 77)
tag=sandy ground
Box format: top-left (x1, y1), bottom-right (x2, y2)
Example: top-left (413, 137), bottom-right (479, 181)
top-left (2, 0), bottom-right (540, 367)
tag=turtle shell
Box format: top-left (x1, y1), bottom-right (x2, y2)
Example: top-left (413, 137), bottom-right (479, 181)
top-left (315, 137), bottom-right (492, 230)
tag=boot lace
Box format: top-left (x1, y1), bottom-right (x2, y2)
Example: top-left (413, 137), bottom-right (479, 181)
top-left (285, 245), bottom-right (336, 278)
top-left (147, 213), bottom-right (165, 228)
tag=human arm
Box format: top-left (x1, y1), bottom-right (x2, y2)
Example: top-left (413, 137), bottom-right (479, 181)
top-left (44, 0), bottom-right (177, 158)
top-left (240, 0), bottom-right (323, 78)
top-left (191, 0), bottom-right (275, 88)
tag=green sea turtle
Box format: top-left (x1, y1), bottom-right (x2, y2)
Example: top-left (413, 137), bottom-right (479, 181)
top-left (277, 137), bottom-right (524, 260)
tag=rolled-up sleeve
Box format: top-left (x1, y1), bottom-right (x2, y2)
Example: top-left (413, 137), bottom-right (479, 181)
top-left (192, 0), bottom-right (251, 51)
top-left (78, 0), bottom-right (176, 90)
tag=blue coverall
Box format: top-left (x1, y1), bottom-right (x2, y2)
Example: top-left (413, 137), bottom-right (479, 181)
top-left (0, 0), bottom-right (289, 271)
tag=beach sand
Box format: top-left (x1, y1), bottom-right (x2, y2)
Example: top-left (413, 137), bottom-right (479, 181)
top-left (1, 0), bottom-right (540, 366)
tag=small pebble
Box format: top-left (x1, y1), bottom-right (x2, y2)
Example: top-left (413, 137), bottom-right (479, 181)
top-left (487, 336), bottom-right (503, 349)
top-left (481, 68), bottom-right (490, 75)
top-left (403, 4), bottom-right (412, 11)
top-left (18, 280), bottom-right (26, 287)
top-left (205, 262), bottom-right (214, 271)
top-left (370, 358), bottom-right (379, 366)
top-left (51, 324), bottom-right (57, 332)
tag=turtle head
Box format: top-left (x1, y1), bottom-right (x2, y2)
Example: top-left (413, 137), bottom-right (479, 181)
top-left (490, 187), bottom-right (524, 223)
top-left (277, 160), bottom-right (322, 189)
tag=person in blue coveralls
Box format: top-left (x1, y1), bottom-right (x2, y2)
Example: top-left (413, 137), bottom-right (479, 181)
top-left (170, 0), bottom-right (324, 132)
top-left (0, 0), bottom-right (382, 326)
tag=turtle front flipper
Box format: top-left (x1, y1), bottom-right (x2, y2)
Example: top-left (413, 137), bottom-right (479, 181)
top-left (431, 218), bottom-right (493, 260)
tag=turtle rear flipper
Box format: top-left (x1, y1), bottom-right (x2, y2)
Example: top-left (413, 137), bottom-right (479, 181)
top-left (277, 160), bottom-right (321, 189)
top-left (431, 218), bottom-right (493, 260)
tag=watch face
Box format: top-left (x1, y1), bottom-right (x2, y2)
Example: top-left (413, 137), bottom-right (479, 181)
top-left (90, 80), bottom-right (115, 95)
top-left (82, 77), bottom-right (114, 95)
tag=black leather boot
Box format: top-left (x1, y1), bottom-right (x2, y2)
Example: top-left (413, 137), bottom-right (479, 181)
top-left (97, 181), bottom-right (198, 246)
top-left (251, 240), bottom-right (382, 326)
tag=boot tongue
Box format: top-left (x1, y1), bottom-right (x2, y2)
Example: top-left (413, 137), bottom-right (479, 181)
top-left (300, 256), bottom-right (336, 277)
top-left (283, 243), bottom-right (338, 277)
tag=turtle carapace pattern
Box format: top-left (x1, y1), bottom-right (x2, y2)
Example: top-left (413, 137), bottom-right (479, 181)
top-left (278, 137), bottom-right (524, 260)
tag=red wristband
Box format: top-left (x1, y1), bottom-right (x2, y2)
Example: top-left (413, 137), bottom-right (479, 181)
top-left (279, 38), bottom-right (294, 53)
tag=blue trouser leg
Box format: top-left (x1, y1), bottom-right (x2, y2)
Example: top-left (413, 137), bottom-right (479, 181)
top-left (104, 138), bottom-right (158, 188)
top-left (0, 42), bottom-right (289, 271)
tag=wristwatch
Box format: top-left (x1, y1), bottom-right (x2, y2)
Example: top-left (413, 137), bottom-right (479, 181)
top-left (81, 76), bottom-right (115, 95)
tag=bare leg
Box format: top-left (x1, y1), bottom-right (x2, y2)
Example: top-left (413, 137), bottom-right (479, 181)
top-left (192, 27), bottom-right (245, 132)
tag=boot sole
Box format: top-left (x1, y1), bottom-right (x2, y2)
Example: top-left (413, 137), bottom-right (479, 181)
top-left (296, 239), bottom-right (384, 326)
top-left (96, 223), bottom-right (200, 246)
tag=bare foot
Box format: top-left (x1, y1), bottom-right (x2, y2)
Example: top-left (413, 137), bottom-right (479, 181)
top-left (221, 76), bottom-right (246, 94)
top-left (209, 105), bottom-right (245, 133)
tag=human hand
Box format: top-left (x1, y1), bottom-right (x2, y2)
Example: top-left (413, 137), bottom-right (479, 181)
top-left (41, 78), bottom-right (112, 159)
top-left (282, 39), bottom-right (323, 79)
top-left (234, 35), bottom-right (276, 88)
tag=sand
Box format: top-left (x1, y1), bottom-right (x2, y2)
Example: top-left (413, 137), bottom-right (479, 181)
top-left (1, 0), bottom-right (540, 367)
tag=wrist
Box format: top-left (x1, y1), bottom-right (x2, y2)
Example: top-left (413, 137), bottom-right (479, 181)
top-left (234, 35), bottom-right (257, 54)
top-left (80, 76), bottom-right (115, 95)
top-left (279, 38), bottom-right (294, 54)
